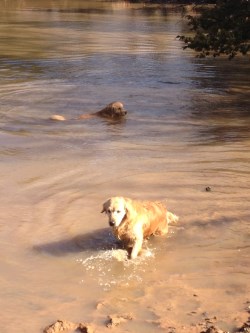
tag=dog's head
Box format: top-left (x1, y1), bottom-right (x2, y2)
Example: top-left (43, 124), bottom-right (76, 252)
top-left (101, 197), bottom-right (128, 228)
top-left (100, 101), bottom-right (127, 118)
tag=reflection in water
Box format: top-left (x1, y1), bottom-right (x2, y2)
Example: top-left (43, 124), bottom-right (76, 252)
top-left (0, 1), bottom-right (250, 333)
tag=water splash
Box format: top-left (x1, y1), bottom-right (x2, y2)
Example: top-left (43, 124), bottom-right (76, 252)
top-left (77, 248), bottom-right (154, 290)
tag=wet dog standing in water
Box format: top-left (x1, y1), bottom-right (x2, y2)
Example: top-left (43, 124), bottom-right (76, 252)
top-left (102, 197), bottom-right (179, 259)
top-left (50, 101), bottom-right (127, 121)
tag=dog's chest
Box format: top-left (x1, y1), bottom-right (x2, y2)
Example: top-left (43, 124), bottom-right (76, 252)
top-left (114, 225), bottom-right (136, 247)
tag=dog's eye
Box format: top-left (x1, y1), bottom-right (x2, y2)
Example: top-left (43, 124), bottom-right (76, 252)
top-left (117, 210), bottom-right (121, 214)
top-left (107, 209), bottom-right (112, 213)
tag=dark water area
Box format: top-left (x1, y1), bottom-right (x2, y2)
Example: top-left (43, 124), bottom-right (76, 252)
top-left (0, 1), bottom-right (249, 332)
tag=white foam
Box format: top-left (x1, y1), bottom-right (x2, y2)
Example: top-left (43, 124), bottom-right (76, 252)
top-left (77, 247), bottom-right (155, 290)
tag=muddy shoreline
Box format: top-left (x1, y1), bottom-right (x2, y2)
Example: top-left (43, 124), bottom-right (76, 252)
top-left (44, 312), bottom-right (250, 333)
top-left (43, 272), bottom-right (250, 333)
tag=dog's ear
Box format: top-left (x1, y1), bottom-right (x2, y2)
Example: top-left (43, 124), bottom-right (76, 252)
top-left (111, 106), bottom-right (116, 117)
top-left (101, 203), bottom-right (106, 213)
top-left (101, 199), bottom-right (109, 213)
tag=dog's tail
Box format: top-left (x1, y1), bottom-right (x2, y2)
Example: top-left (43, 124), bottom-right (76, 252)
top-left (166, 211), bottom-right (179, 224)
top-left (49, 114), bottom-right (66, 121)
top-left (49, 113), bottom-right (95, 121)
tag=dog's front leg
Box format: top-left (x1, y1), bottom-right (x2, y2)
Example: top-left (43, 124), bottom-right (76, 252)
top-left (130, 235), bottom-right (143, 259)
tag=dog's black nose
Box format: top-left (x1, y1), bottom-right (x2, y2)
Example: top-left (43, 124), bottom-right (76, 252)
top-left (109, 221), bottom-right (115, 227)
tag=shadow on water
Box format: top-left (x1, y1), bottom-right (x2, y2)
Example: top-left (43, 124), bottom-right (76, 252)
top-left (33, 228), bottom-right (119, 257)
top-left (33, 217), bottom-right (234, 258)
top-left (187, 59), bottom-right (250, 145)
top-left (41, 8), bottom-right (112, 14)
top-left (191, 101), bottom-right (250, 145)
top-left (195, 124), bottom-right (250, 145)
top-left (23, 2), bottom-right (172, 17)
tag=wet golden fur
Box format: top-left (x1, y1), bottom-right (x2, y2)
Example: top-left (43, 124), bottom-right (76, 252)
top-left (50, 101), bottom-right (127, 121)
top-left (102, 197), bottom-right (178, 259)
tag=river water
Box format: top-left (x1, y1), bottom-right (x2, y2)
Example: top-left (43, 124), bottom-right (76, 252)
top-left (0, 1), bottom-right (249, 332)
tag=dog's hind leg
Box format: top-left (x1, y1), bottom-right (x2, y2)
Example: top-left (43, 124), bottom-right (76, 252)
top-left (155, 222), bottom-right (168, 236)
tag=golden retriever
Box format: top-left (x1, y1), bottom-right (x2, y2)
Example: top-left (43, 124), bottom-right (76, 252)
top-left (50, 101), bottom-right (127, 121)
top-left (102, 197), bottom-right (178, 259)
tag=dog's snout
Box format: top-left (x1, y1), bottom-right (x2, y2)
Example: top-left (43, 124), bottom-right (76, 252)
top-left (109, 221), bottom-right (115, 227)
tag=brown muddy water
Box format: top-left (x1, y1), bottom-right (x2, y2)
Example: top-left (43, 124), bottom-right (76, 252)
top-left (0, 1), bottom-right (250, 332)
